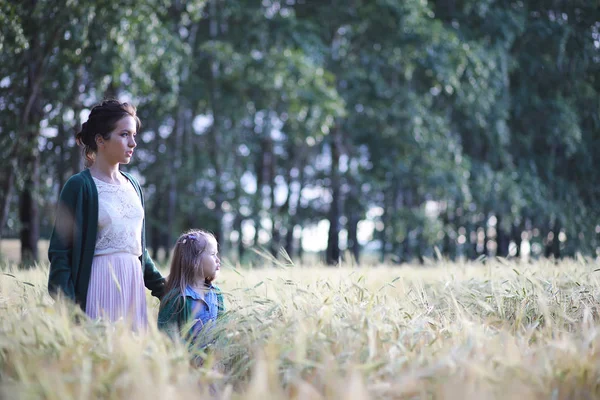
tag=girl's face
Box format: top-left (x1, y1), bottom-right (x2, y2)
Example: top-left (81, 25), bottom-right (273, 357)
top-left (97, 116), bottom-right (137, 165)
top-left (201, 239), bottom-right (220, 283)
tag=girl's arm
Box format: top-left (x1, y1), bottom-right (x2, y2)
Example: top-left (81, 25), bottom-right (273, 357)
top-left (47, 177), bottom-right (80, 301)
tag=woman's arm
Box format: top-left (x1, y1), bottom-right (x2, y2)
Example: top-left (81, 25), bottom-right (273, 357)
top-left (142, 250), bottom-right (166, 299)
top-left (47, 177), bottom-right (81, 301)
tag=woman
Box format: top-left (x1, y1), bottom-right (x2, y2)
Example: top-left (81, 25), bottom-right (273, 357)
top-left (48, 99), bottom-right (165, 330)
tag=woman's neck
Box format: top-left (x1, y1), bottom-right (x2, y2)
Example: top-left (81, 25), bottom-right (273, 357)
top-left (89, 158), bottom-right (124, 184)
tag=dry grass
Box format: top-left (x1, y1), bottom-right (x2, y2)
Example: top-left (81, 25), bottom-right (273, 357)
top-left (0, 239), bottom-right (50, 266)
top-left (1, 257), bottom-right (600, 399)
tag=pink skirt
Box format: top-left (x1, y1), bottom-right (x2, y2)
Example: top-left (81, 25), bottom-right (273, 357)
top-left (85, 253), bottom-right (148, 331)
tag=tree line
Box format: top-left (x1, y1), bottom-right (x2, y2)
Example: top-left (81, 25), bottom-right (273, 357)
top-left (1, 0), bottom-right (599, 266)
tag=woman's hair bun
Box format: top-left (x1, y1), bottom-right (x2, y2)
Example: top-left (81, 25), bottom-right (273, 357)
top-left (76, 121), bottom-right (93, 147)
top-left (75, 99), bottom-right (141, 167)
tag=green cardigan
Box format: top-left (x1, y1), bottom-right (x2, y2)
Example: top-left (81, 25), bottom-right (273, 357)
top-left (48, 169), bottom-right (165, 312)
top-left (157, 287), bottom-right (225, 339)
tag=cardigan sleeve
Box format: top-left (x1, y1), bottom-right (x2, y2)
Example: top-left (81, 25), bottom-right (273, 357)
top-left (214, 285), bottom-right (226, 318)
top-left (142, 250), bottom-right (165, 299)
top-left (47, 176), bottom-right (81, 301)
top-left (158, 292), bottom-right (192, 339)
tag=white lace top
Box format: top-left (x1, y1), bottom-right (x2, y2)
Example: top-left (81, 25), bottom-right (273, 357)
top-left (93, 177), bottom-right (144, 257)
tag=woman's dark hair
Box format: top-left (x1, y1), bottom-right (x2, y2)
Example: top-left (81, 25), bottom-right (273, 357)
top-left (76, 99), bottom-right (141, 167)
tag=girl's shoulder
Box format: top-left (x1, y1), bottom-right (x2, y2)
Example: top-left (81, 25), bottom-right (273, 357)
top-left (158, 290), bottom-right (187, 317)
top-left (160, 288), bottom-right (184, 304)
top-left (157, 290), bottom-right (189, 330)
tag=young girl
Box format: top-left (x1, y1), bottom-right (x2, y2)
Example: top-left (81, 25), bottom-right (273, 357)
top-left (158, 230), bottom-right (225, 346)
top-left (47, 99), bottom-right (165, 331)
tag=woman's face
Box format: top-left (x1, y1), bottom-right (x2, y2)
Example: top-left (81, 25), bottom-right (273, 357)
top-left (97, 116), bottom-right (137, 165)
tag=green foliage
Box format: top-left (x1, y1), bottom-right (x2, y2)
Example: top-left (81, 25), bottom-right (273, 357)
top-left (1, 0), bottom-right (598, 262)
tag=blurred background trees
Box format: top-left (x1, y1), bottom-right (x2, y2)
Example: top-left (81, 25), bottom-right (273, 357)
top-left (1, 0), bottom-right (598, 266)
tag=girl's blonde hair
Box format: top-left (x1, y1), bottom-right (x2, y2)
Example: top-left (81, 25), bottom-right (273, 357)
top-left (160, 229), bottom-right (217, 306)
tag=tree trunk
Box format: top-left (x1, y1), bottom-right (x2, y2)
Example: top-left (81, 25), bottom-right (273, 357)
top-left (481, 212), bottom-right (490, 258)
top-left (326, 126), bottom-right (341, 265)
top-left (416, 229), bottom-right (425, 264)
top-left (0, 164), bottom-right (15, 242)
top-left (18, 54), bottom-right (45, 267)
top-left (401, 238), bottom-right (411, 264)
top-left (207, 0), bottom-right (224, 247)
top-left (269, 149), bottom-right (278, 257)
top-left (252, 136), bottom-right (269, 248)
top-left (150, 197), bottom-right (161, 261)
top-left (544, 226), bottom-right (553, 258)
top-left (285, 223), bottom-right (294, 259)
top-left (285, 156), bottom-right (306, 261)
top-left (543, 219), bottom-right (561, 259)
top-left (552, 221), bottom-right (561, 259)
top-left (56, 141), bottom-right (66, 195)
top-left (400, 185), bottom-right (415, 264)
top-left (347, 211), bottom-right (360, 263)
top-left (270, 224), bottom-right (280, 257)
top-left (441, 204), bottom-right (454, 260)
top-left (483, 224), bottom-right (490, 258)
top-left (345, 173), bottom-right (361, 263)
top-left (496, 214), bottom-right (510, 257)
top-left (379, 187), bottom-right (392, 263)
top-left (234, 214), bottom-right (245, 262)
top-left (297, 225), bottom-right (304, 264)
top-left (467, 222), bottom-right (478, 260)
top-left (65, 67), bottom-right (84, 182)
top-left (163, 228), bottom-right (171, 261)
top-left (19, 151), bottom-right (40, 267)
top-left (12, 0), bottom-right (63, 264)
top-left (511, 223), bottom-right (522, 259)
top-left (166, 116), bottom-right (181, 255)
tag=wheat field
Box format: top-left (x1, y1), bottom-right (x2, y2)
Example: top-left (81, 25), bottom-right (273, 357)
top-left (1, 256), bottom-right (600, 399)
